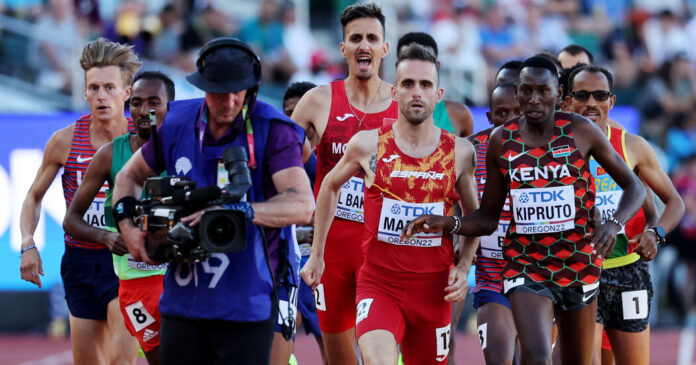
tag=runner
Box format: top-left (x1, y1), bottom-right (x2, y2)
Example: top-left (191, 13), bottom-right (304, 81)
top-left (291, 3), bottom-right (398, 363)
top-left (19, 38), bottom-right (141, 365)
top-left (63, 71), bottom-right (174, 365)
top-left (402, 55), bottom-right (647, 365)
top-left (567, 64), bottom-right (685, 365)
top-left (303, 43), bottom-right (478, 365)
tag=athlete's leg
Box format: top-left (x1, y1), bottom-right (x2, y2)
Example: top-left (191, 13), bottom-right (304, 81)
top-left (271, 332), bottom-right (294, 365)
top-left (477, 302), bottom-right (517, 365)
top-left (509, 291), bottom-right (555, 365)
top-left (555, 298), bottom-right (597, 365)
top-left (106, 298), bottom-right (139, 365)
top-left (70, 315), bottom-right (108, 365)
top-left (359, 330), bottom-right (398, 365)
top-left (591, 323), bottom-right (604, 365)
top-left (606, 326), bottom-right (649, 365)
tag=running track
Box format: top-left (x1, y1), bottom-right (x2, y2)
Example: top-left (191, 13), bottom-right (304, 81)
top-left (0, 329), bottom-right (693, 364)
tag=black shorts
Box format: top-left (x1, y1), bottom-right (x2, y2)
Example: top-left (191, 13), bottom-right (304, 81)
top-left (61, 246), bottom-right (119, 320)
top-left (596, 260), bottom-right (653, 332)
top-left (503, 277), bottom-right (599, 311)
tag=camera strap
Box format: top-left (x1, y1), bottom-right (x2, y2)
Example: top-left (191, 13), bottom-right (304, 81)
top-left (260, 226), bottom-right (296, 341)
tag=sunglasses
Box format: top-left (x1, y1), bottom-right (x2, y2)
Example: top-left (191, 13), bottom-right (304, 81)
top-left (570, 90), bottom-right (612, 102)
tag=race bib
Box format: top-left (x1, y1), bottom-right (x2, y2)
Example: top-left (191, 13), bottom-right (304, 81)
top-left (596, 190), bottom-right (625, 234)
top-left (128, 254), bottom-right (169, 271)
top-left (335, 176), bottom-right (364, 222)
top-left (84, 196), bottom-right (107, 228)
top-left (511, 186), bottom-right (575, 234)
top-left (480, 220), bottom-right (509, 259)
top-left (378, 197), bottom-right (444, 247)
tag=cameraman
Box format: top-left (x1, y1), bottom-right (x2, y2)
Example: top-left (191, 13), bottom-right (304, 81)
top-left (112, 38), bottom-right (314, 364)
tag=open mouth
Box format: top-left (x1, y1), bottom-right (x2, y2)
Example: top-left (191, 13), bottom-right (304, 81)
top-left (410, 101), bottom-right (424, 111)
top-left (526, 110), bottom-right (543, 119)
top-left (97, 105), bottom-right (110, 112)
top-left (137, 118), bottom-right (152, 128)
top-left (357, 54), bottom-right (372, 70)
top-left (583, 110), bottom-right (600, 121)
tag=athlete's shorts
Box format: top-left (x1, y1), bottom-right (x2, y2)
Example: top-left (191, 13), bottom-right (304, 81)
top-left (472, 288), bottom-right (511, 310)
top-left (596, 260), bottom-right (653, 332)
top-left (61, 246), bottom-right (119, 320)
top-left (119, 274), bottom-right (164, 352)
top-left (503, 277), bottom-right (599, 311)
top-left (317, 219), bottom-right (364, 333)
top-left (356, 263), bottom-right (452, 365)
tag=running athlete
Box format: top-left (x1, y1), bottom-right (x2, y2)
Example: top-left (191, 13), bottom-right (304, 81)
top-left (556, 44), bottom-right (593, 70)
top-left (304, 43), bottom-right (478, 365)
top-left (63, 71), bottom-right (175, 365)
top-left (567, 65), bottom-right (685, 365)
top-left (19, 38), bottom-right (141, 365)
top-left (402, 56), bottom-right (647, 365)
top-left (396, 32), bottom-right (473, 137)
top-left (292, 3), bottom-right (398, 363)
top-left (495, 60), bottom-right (522, 85)
top-left (271, 81), bottom-right (327, 365)
top-left (467, 82), bottom-right (521, 364)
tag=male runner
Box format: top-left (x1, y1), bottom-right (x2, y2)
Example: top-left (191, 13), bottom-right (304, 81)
top-left (396, 32), bottom-right (473, 137)
top-left (291, 3), bottom-right (398, 363)
top-left (271, 81), bottom-right (327, 365)
top-left (403, 56), bottom-right (646, 365)
top-left (19, 37), bottom-right (140, 365)
top-left (303, 43), bottom-right (478, 365)
top-left (495, 60), bottom-right (522, 85)
top-left (63, 71), bottom-right (175, 365)
top-left (567, 65), bottom-right (685, 365)
top-left (467, 82), bottom-right (521, 364)
top-left (557, 44), bottom-right (593, 69)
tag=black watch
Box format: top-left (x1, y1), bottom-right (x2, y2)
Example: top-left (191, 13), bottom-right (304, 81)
top-left (648, 226), bottom-right (666, 246)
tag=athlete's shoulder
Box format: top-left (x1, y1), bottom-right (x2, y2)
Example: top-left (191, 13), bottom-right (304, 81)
top-left (347, 129), bottom-right (378, 154)
top-left (302, 84), bottom-right (332, 105)
top-left (291, 84), bottom-right (332, 125)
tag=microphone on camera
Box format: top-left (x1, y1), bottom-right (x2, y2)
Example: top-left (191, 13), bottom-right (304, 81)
top-left (165, 185), bottom-right (221, 205)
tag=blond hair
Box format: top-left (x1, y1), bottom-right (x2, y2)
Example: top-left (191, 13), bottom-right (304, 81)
top-left (80, 37), bottom-right (142, 87)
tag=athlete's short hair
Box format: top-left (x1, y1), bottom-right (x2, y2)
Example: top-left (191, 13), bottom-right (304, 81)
top-left (397, 43), bottom-right (437, 66)
top-left (567, 64), bottom-right (614, 92)
top-left (520, 56), bottom-right (559, 85)
top-left (489, 81), bottom-right (516, 109)
top-left (133, 71), bottom-right (175, 101)
top-left (498, 60), bottom-right (522, 74)
top-left (397, 32), bottom-right (438, 57)
top-left (284, 81), bottom-right (316, 103)
top-left (534, 52), bottom-right (562, 76)
top-left (80, 37), bottom-right (142, 87)
top-left (340, 2), bottom-right (385, 39)
top-left (557, 44), bottom-right (594, 64)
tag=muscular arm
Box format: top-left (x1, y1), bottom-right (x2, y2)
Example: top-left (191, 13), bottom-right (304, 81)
top-left (445, 100), bottom-right (474, 137)
top-left (63, 143), bottom-right (127, 255)
top-left (291, 85), bottom-right (331, 153)
top-left (19, 125), bottom-right (73, 287)
top-left (301, 130), bottom-right (376, 289)
top-left (250, 166), bottom-right (314, 227)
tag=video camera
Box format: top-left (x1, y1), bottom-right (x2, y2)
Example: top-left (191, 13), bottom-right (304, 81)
top-left (136, 146), bottom-right (252, 262)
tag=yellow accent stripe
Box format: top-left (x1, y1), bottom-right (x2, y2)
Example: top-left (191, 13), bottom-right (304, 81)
top-left (620, 129), bottom-right (632, 169)
top-left (603, 252), bottom-right (640, 269)
top-left (370, 183), bottom-right (405, 202)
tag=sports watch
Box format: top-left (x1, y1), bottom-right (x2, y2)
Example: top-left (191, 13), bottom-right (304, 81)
top-left (648, 226), bottom-right (666, 246)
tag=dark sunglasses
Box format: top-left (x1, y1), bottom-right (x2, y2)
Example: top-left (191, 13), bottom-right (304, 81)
top-left (571, 90), bottom-right (612, 102)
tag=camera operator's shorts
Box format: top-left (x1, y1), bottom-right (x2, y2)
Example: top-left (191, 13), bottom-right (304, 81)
top-left (317, 219), bottom-right (365, 333)
top-left (119, 275), bottom-right (165, 352)
top-left (356, 263), bottom-right (452, 365)
top-left (596, 260), bottom-right (653, 332)
top-left (61, 246), bottom-right (119, 320)
top-left (503, 277), bottom-right (599, 311)
top-left (472, 286), bottom-right (511, 310)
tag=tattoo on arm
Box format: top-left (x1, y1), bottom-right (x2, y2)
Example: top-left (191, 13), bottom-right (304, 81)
top-left (369, 154), bottom-right (377, 173)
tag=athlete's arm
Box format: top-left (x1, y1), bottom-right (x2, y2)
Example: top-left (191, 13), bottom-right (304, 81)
top-left (626, 134), bottom-right (685, 260)
top-left (574, 115), bottom-right (646, 258)
top-left (19, 125), bottom-right (73, 288)
top-left (445, 137), bottom-right (478, 302)
top-left (301, 130), bottom-right (377, 290)
top-left (63, 143), bottom-right (127, 255)
top-left (291, 85), bottom-right (331, 160)
top-left (445, 100), bottom-right (474, 137)
top-left (114, 149), bottom-right (153, 264)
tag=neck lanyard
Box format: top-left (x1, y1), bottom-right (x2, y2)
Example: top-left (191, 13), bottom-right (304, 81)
top-left (197, 102), bottom-right (257, 170)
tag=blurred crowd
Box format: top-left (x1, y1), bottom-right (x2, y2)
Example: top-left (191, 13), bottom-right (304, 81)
top-left (1, 0), bottom-right (695, 318)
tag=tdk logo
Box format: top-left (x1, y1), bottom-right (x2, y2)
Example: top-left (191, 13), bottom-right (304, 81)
top-left (399, 205), bottom-right (436, 216)
top-left (596, 194), bottom-right (616, 206)
top-left (519, 190), bottom-right (566, 203)
top-left (510, 165), bottom-right (570, 182)
top-left (332, 142), bottom-right (348, 155)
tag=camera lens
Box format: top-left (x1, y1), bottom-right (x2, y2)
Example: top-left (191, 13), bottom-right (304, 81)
top-left (200, 210), bottom-right (247, 253)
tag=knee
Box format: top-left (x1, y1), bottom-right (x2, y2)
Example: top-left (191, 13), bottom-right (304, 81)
top-left (521, 345), bottom-right (552, 365)
top-left (484, 349), bottom-right (515, 365)
top-left (361, 346), bottom-right (394, 365)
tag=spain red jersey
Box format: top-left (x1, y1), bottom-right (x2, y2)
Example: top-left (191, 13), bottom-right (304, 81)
top-left (62, 114), bottom-right (134, 249)
top-left (363, 125), bottom-right (459, 273)
top-left (499, 114), bottom-right (600, 287)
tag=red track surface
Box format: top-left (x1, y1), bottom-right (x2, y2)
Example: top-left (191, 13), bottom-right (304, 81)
top-left (0, 329), bottom-right (691, 364)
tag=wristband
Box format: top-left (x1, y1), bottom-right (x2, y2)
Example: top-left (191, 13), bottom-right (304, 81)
top-left (20, 244), bottom-right (37, 257)
top-left (448, 215), bottom-right (461, 235)
top-left (113, 196), bottom-right (138, 223)
top-left (224, 202), bottom-right (255, 224)
top-left (603, 216), bottom-right (624, 231)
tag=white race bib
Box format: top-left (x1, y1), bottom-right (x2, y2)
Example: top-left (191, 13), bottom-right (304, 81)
top-left (84, 196), bottom-right (107, 228)
top-left (596, 190), bottom-right (625, 234)
top-left (378, 197), bottom-right (444, 247)
top-left (480, 220), bottom-right (509, 259)
top-left (335, 176), bottom-right (364, 222)
top-left (511, 185), bottom-right (575, 234)
top-left (128, 254), bottom-right (169, 271)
